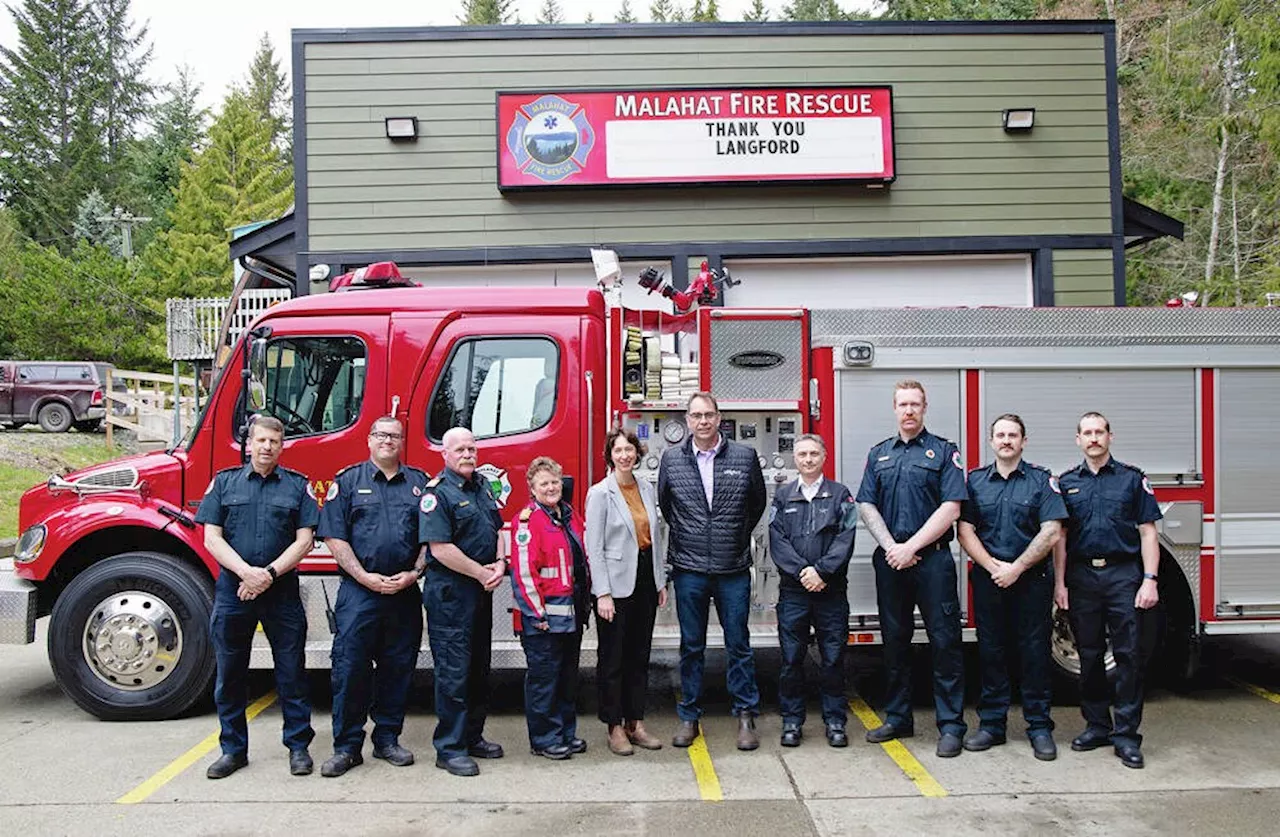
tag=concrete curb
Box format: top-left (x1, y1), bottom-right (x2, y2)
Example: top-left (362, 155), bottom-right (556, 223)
top-left (0, 538), bottom-right (15, 560)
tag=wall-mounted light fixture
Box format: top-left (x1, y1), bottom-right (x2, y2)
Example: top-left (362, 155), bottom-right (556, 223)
top-left (384, 116), bottom-right (419, 142)
top-left (1002, 108), bottom-right (1035, 134)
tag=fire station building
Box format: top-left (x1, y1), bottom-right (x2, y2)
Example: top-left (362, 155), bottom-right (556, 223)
top-left (232, 20), bottom-right (1182, 306)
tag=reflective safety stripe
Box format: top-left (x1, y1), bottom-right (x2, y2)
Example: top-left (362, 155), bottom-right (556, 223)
top-left (559, 548), bottom-right (569, 584)
top-left (513, 519), bottom-right (544, 619)
top-left (544, 603), bottom-right (574, 617)
top-left (538, 567), bottom-right (558, 578)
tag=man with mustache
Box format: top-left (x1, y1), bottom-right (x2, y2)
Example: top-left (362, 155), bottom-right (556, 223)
top-left (957, 414), bottom-right (1066, 761)
top-left (1053, 412), bottom-right (1162, 769)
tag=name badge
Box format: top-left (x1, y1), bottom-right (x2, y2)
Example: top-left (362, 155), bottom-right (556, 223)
top-left (1067, 488), bottom-right (1080, 494)
top-left (458, 500), bottom-right (471, 507)
top-left (877, 455), bottom-right (890, 462)
top-left (357, 488), bottom-right (373, 494)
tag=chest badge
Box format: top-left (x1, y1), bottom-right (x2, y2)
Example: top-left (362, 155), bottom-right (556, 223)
top-left (514, 528), bottom-right (532, 547)
top-left (357, 488), bottom-right (373, 494)
top-left (413, 485), bottom-right (422, 497)
top-left (877, 455), bottom-right (890, 462)
top-left (420, 494), bottom-right (438, 514)
top-left (925, 449), bottom-right (936, 459)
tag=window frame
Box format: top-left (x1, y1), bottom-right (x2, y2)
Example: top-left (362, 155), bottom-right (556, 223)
top-left (425, 334), bottom-right (561, 444)
top-left (233, 333), bottom-right (370, 441)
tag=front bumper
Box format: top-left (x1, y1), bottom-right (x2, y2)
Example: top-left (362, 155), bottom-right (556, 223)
top-left (0, 570), bottom-right (37, 643)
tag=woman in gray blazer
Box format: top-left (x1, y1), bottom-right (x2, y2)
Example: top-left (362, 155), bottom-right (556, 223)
top-left (585, 427), bottom-right (667, 756)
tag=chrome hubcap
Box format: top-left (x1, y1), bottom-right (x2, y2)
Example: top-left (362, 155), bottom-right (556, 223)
top-left (83, 591), bottom-right (182, 690)
top-left (1050, 605), bottom-right (1115, 676)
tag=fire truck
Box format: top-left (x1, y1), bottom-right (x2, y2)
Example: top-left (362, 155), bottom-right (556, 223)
top-left (3, 263), bottom-right (1280, 721)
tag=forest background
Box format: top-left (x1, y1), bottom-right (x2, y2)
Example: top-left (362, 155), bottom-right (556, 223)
top-left (1, 0), bottom-right (1276, 369)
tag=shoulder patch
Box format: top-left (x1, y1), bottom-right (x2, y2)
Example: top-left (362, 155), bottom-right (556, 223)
top-left (951, 451), bottom-right (963, 470)
top-left (204, 477), bottom-right (217, 495)
top-left (427, 476), bottom-right (442, 488)
top-left (420, 493), bottom-right (438, 514)
top-left (518, 507), bottom-right (533, 522)
top-left (1048, 475), bottom-right (1061, 494)
top-left (1141, 476), bottom-right (1155, 495)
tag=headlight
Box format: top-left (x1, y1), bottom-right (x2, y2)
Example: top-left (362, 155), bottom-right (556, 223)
top-left (14, 525), bottom-right (46, 564)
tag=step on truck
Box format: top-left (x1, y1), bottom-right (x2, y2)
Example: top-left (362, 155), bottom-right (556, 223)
top-left (3, 267), bottom-right (1280, 720)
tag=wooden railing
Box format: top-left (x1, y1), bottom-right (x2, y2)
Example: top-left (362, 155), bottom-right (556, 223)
top-left (104, 368), bottom-right (202, 447)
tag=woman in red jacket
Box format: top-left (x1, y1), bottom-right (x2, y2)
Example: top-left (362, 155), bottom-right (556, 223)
top-left (510, 456), bottom-right (591, 760)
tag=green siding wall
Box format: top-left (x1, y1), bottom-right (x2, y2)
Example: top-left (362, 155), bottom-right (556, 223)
top-left (302, 30), bottom-right (1114, 255)
top-left (1053, 249), bottom-right (1114, 304)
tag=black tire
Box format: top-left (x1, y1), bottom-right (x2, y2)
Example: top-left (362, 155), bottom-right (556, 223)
top-left (1152, 559), bottom-right (1201, 690)
top-left (38, 401), bottom-right (73, 433)
top-left (48, 553), bottom-right (215, 721)
top-left (73, 419), bottom-right (102, 433)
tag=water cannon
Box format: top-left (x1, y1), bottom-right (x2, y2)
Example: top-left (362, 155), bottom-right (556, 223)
top-left (635, 261), bottom-right (741, 313)
top-left (1164, 290), bottom-right (1199, 308)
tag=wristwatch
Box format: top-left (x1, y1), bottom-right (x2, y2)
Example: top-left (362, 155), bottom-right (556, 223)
top-left (266, 565), bottom-right (278, 581)
top-left (415, 564), bottom-right (427, 579)
top-left (1143, 572), bottom-right (1158, 581)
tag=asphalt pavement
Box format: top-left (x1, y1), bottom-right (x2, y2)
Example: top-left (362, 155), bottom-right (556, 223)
top-left (2, 621), bottom-right (1280, 836)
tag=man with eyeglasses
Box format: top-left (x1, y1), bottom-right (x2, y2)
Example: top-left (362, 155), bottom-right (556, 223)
top-left (658, 391), bottom-right (767, 751)
top-left (316, 416), bottom-right (430, 777)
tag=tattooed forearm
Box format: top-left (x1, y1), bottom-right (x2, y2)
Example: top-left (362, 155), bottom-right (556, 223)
top-left (1015, 521), bottom-right (1062, 568)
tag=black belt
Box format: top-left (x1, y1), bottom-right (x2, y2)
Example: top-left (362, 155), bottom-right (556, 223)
top-left (1075, 555), bottom-right (1138, 569)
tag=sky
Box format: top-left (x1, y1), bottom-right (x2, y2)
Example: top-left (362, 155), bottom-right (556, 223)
top-left (0, 1), bottom-right (869, 113)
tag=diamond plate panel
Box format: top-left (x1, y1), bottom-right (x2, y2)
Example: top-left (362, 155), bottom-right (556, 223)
top-left (708, 318), bottom-right (804, 400)
top-left (0, 571), bottom-right (37, 644)
top-left (812, 307), bottom-right (1280, 348)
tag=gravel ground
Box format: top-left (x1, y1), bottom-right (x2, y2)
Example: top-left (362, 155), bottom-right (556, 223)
top-left (0, 427), bottom-right (145, 473)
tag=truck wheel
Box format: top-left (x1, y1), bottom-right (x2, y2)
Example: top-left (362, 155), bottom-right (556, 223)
top-left (1153, 563), bottom-right (1201, 690)
top-left (48, 553), bottom-right (215, 721)
top-left (73, 419), bottom-right (102, 433)
top-left (38, 402), bottom-right (73, 432)
top-left (1049, 604), bottom-right (1118, 700)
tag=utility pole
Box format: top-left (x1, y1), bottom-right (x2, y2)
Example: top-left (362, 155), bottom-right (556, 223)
top-left (96, 207), bottom-right (152, 258)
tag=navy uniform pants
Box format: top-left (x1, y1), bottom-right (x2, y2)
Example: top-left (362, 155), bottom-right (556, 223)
top-left (330, 581), bottom-right (424, 754)
top-left (423, 568), bottom-right (493, 759)
top-left (873, 545), bottom-right (967, 736)
top-left (777, 586), bottom-right (849, 727)
top-left (1067, 560), bottom-right (1151, 747)
top-left (971, 562), bottom-right (1054, 737)
top-left (210, 583), bottom-right (314, 757)
top-left (520, 629), bottom-right (582, 750)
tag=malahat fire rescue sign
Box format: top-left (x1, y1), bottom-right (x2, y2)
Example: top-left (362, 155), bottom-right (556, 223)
top-left (496, 86), bottom-right (896, 190)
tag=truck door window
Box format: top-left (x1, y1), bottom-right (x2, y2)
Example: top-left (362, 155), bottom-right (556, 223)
top-left (428, 337), bottom-right (559, 441)
top-left (249, 336), bottom-right (367, 438)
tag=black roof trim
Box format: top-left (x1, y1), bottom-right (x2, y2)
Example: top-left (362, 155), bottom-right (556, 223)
top-left (1123, 197), bottom-right (1185, 249)
top-left (229, 212), bottom-right (296, 278)
top-left (293, 19), bottom-right (1114, 46)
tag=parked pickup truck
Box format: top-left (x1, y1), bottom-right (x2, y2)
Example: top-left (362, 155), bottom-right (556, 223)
top-left (0, 361), bottom-right (111, 432)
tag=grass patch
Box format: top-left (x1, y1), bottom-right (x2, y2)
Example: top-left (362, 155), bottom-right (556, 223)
top-left (0, 438), bottom-right (121, 540)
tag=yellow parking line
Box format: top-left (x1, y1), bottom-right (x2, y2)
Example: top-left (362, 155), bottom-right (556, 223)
top-left (1227, 676), bottom-right (1280, 707)
top-left (116, 690), bottom-right (279, 805)
top-left (848, 697), bottom-right (948, 798)
top-left (686, 734), bottom-right (724, 802)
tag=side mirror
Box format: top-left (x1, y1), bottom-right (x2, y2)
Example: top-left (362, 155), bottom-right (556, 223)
top-left (247, 338), bottom-right (268, 411)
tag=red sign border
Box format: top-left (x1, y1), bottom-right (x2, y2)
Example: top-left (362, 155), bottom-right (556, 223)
top-left (495, 84), bottom-right (897, 192)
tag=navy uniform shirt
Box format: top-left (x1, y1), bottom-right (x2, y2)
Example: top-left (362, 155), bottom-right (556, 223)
top-left (856, 429), bottom-right (969, 546)
top-left (195, 464), bottom-right (319, 594)
top-left (961, 460), bottom-right (1068, 561)
top-left (418, 467), bottom-right (503, 571)
top-left (317, 459), bottom-right (431, 576)
top-left (1058, 458), bottom-right (1162, 561)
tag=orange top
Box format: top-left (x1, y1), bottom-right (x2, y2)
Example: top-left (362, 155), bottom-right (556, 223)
top-left (618, 479), bottom-right (652, 551)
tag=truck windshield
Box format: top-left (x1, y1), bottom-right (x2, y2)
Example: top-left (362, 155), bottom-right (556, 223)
top-left (247, 336), bottom-right (367, 438)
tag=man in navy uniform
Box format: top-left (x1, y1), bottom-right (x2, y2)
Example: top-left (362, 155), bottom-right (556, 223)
top-left (196, 415), bottom-right (318, 779)
top-left (769, 433), bottom-right (857, 748)
top-left (957, 414), bottom-right (1067, 760)
top-left (1054, 411), bottom-right (1162, 769)
top-left (317, 416), bottom-right (429, 777)
top-left (856, 379), bottom-right (969, 758)
top-left (418, 426), bottom-right (507, 777)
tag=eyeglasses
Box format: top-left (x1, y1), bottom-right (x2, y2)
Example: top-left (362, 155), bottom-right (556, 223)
top-left (370, 432), bottom-right (403, 442)
top-left (687, 412), bottom-right (719, 422)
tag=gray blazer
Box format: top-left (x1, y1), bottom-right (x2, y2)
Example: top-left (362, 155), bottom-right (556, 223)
top-left (585, 472), bottom-right (666, 599)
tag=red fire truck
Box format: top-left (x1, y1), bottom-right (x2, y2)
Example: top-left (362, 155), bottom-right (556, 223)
top-left (4, 266), bottom-right (1280, 721)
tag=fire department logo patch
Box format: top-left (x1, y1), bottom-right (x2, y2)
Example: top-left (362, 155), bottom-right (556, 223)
top-left (420, 494), bottom-right (438, 514)
top-left (1049, 475), bottom-right (1061, 494)
top-left (506, 95), bottom-right (596, 184)
top-left (1141, 476), bottom-right (1155, 495)
top-left (307, 479), bottom-right (339, 508)
top-left (925, 449), bottom-right (935, 459)
top-left (951, 451), bottom-right (963, 470)
top-left (476, 463), bottom-right (513, 509)
top-left (515, 528), bottom-right (532, 547)
top-left (412, 485), bottom-right (422, 497)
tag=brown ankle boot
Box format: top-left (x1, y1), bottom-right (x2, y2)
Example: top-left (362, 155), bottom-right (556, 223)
top-left (672, 720), bottom-right (700, 748)
top-left (625, 721), bottom-right (663, 750)
top-left (608, 724), bottom-right (634, 756)
top-left (736, 712), bottom-right (759, 751)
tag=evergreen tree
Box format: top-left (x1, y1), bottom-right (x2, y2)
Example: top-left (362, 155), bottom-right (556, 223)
top-left (537, 0), bottom-right (565, 23)
top-left (245, 33), bottom-right (290, 159)
top-left (72, 189), bottom-right (120, 254)
top-left (691, 0), bottom-right (720, 21)
top-left (878, 0), bottom-right (1038, 20)
top-left (127, 66), bottom-right (206, 225)
top-left (91, 0), bottom-right (152, 197)
top-left (458, 0), bottom-right (517, 24)
top-left (615, 0), bottom-right (637, 22)
top-left (0, 0), bottom-right (105, 248)
top-left (650, 0), bottom-right (674, 21)
top-left (781, 0), bottom-right (847, 19)
top-left (670, 4), bottom-right (689, 20)
top-left (742, 0), bottom-right (769, 21)
top-left (584, 11), bottom-right (595, 21)
top-left (141, 91), bottom-right (292, 299)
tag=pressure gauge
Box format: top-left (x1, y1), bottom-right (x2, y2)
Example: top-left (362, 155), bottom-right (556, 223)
top-left (758, 455), bottom-right (767, 468)
top-left (662, 422), bottom-right (686, 444)
top-left (645, 455), bottom-right (660, 470)
top-left (772, 454), bottom-right (785, 469)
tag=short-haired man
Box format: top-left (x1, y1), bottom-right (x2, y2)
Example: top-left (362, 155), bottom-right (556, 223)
top-left (418, 427), bottom-right (507, 777)
top-left (769, 434), bottom-right (857, 748)
top-left (317, 417), bottom-right (429, 777)
top-left (957, 414), bottom-right (1066, 760)
top-left (856, 380), bottom-right (969, 757)
top-left (196, 415), bottom-right (318, 779)
top-left (1053, 412), bottom-right (1161, 769)
top-left (659, 392), bottom-right (767, 751)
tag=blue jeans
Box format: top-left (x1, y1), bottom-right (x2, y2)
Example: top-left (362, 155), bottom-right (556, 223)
top-left (520, 629), bottom-right (582, 750)
top-left (971, 562), bottom-right (1053, 737)
top-left (330, 581), bottom-right (423, 754)
top-left (211, 585), bottom-right (314, 757)
top-left (672, 567), bottom-right (760, 721)
top-left (777, 586), bottom-right (849, 727)
top-left (873, 545), bottom-right (966, 736)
